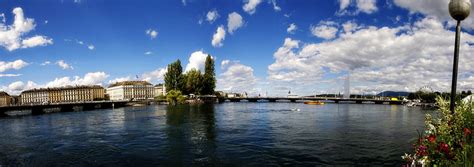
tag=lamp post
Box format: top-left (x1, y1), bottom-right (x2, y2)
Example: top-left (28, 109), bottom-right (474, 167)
top-left (449, 0), bottom-right (471, 114)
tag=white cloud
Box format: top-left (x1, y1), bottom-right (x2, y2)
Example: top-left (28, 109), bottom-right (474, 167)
top-left (21, 36), bottom-right (53, 48)
top-left (0, 74), bottom-right (21, 77)
top-left (268, 18), bottom-right (474, 94)
top-left (144, 51), bottom-right (152, 55)
top-left (212, 25), bottom-right (226, 47)
top-left (221, 60), bottom-right (230, 69)
top-left (185, 50), bottom-right (211, 72)
top-left (206, 10), bottom-right (219, 23)
top-left (88, 44), bottom-right (95, 50)
top-left (393, 0), bottom-right (474, 30)
top-left (342, 20), bottom-right (361, 33)
top-left (218, 61), bottom-right (257, 93)
top-left (40, 61), bottom-right (51, 66)
top-left (339, 0), bottom-right (351, 11)
top-left (146, 29), bottom-right (158, 39)
top-left (45, 72), bottom-right (109, 87)
top-left (271, 0), bottom-right (281, 11)
top-left (56, 60), bottom-right (73, 70)
top-left (0, 7), bottom-right (53, 51)
top-left (287, 23), bottom-right (297, 34)
top-left (338, 0), bottom-right (378, 15)
top-left (0, 60), bottom-right (29, 72)
top-left (243, 0), bottom-right (262, 15)
top-left (108, 76), bottom-right (132, 84)
top-left (227, 12), bottom-right (244, 34)
top-left (356, 0), bottom-right (377, 14)
top-left (310, 21), bottom-right (339, 40)
top-left (5, 81), bottom-right (37, 95)
top-left (142, 68), bottom-right (167, 83)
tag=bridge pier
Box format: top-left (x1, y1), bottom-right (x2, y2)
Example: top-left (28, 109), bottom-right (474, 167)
top-left (290, 99), bottom-right (296, 103)
top-left (0, 111), bottom-right (7, 117)
top-left (60, 105), bottom-right (74, 112)
top-left (374, 101), bottom-right (384, 104)
top-left (356, 100), bottom-right (363, 104)
top-left (31, 106), bottom-right (44, 115)
top-left (248, 99), bottom-right (258, 102)
top-left (334, 100), bottom-right (339, 103)
top-left (229, 99), bottom-right (241, 102)
top-left (268, 99), bottom-right (277, 102)
top-left (83, 104), bottom-right (95, 111)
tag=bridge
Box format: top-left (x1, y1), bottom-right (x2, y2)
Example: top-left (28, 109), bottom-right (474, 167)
top-left (223, 97), bottom-right (402, 105)
top-left (0, 100), bottom-right (129, 117)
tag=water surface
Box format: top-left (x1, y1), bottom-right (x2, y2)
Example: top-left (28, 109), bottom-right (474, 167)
top-left (0, 103), bottom-right (433, 166)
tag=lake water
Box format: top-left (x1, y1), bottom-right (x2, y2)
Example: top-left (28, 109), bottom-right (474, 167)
top-left (0, 103), bottom-right (434, 166)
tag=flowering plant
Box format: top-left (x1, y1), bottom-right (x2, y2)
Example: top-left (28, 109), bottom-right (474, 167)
top-left (403, 97), bottom-right (474, 166)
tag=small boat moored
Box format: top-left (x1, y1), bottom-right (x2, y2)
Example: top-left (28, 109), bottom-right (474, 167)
top-left (304, 101), bottom-right (325, 105)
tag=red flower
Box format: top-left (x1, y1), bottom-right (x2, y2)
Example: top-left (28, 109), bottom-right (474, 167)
top-left (416, 145), bottom-right (429, 156)
top-left (464, 128), bottom-right (471, 137)
top-left (427, 135), bottom-right (436, 143)
top-left (438, 142), bottom-right (450, 155)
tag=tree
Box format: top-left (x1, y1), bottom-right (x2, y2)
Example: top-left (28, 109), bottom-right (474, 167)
top-left (164, 59), bottom-right (185, 92)
top-left (201, 55), bottom-right (216, 95)
top-left (185, 69), bottom-right (203, 95)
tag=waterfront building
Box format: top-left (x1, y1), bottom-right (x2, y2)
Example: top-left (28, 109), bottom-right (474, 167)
top-left (21, 85), bottom-right (105, 105)
top-left (107, 81), bottom-right (154, 101)
top-left (0, 91), bottom-right (12, 107)
top-left (154, 83), bottom-right (166, 97)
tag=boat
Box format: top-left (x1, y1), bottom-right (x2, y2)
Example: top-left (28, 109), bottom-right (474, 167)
top-left (304, 101), bottom-right (324, 105)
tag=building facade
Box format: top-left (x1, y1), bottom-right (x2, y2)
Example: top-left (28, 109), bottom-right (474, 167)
top-left (0, 91), bottom-right (12, 107)
top-left (21, 85), bottom-right (105, 105)
top-left (154, 83), bottom-right (166, 97)
top-left (107, 81), bottom-right (154, 101)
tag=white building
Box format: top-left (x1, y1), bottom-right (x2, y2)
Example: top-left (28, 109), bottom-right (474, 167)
top-left (154, 84), bottom-right (166, 97)
top-left (107, 81), bottom-right (154, 101)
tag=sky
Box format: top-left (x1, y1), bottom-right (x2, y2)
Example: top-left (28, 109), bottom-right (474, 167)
top-left (1, 0), bottom-right (474, 96)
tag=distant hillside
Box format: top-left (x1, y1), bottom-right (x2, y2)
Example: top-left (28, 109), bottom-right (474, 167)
top-left (376, 91), bottom-right (410, 97)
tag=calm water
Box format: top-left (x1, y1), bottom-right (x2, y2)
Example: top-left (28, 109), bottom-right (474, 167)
top-left (0, 103), bottom-right (434, 166)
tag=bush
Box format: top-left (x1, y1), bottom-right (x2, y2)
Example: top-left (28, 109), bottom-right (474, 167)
top-left (166, 90), bottom-right (186, 105)
top-left (403, 97), bottom-right (474, 166)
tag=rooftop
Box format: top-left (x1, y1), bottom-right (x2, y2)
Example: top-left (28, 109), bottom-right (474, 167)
top-left (108, 81), bottom-right (152, 88)
top-left (22, 85), bottom-right (104, 93)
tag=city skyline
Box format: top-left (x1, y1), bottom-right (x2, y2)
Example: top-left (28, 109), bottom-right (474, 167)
top-left (1, 0), bottom-right (474, 96)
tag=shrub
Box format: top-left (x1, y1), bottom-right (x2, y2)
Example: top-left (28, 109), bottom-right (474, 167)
top-left (166, 90), bottom-right (186, 105)
top-left (403, 97), bottom-right (474, 166)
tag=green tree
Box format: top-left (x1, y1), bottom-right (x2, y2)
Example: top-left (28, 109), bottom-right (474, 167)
top-left (164, 59), bottom-right (185, 92)
top-left (201, 55), bottom-right (216, 95)
top-left (185, 69), bottom-right (203, 95)
top-left (166, 90), bottom-right (186, 105)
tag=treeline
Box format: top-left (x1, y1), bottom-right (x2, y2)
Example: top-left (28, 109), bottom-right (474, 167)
top-left (164, 55), bottom-right (216, 96)
top-left (407, 90), bottom-right (472, 103)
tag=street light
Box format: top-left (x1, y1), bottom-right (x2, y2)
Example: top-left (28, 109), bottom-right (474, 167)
top-left (449, 0), bottom-right (471, 113)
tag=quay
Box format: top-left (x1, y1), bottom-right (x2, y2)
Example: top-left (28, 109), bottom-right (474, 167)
top-left (0, 100), bottom-right (129, 116)
top-left (223, 97), bottom-right (403, 105)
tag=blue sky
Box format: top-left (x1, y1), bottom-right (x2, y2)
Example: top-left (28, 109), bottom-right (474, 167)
top-left (1, 0), bottom-right (474, 96)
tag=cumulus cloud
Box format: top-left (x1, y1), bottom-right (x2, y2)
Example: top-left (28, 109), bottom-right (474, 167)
top-left (45, 72), bottom-right (109, 87)
top-left (0, 7), bottom-right (53, 51)
top-left (146, 29), bottom-right (158, 39)
top-left (310, 21), bottom-right (339, 40)
top-left (108, 76), bottom-right (132, 84)
top-left (56, 60), bottom-right (73, 70)
top-left (243, 0), bottom-right (262, 15)
top-left (393, 0), bottom-right (474, 30)
top-left (185, 50), bottom-right (211, 72)
top-left (218, 60), bottom-right (257, 93)
top-left (212, 25), bottom-right (226, 47)
top-left (206, 10), bottom-right (219, 23)
top-left (287, 23), bottom-right (297, 34)
top-left (0, 60), bottom-right (29, 72)
top-left (268, 17), bottom-right (474, 94)
top-left (3, 81), bottom-right (38, 95)
top-left (142, 68), bottom-right (167, 83)
top-left (227, 12), bottom-right (244, 34)
top-left (338, 0), bottom-right (378, 15)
